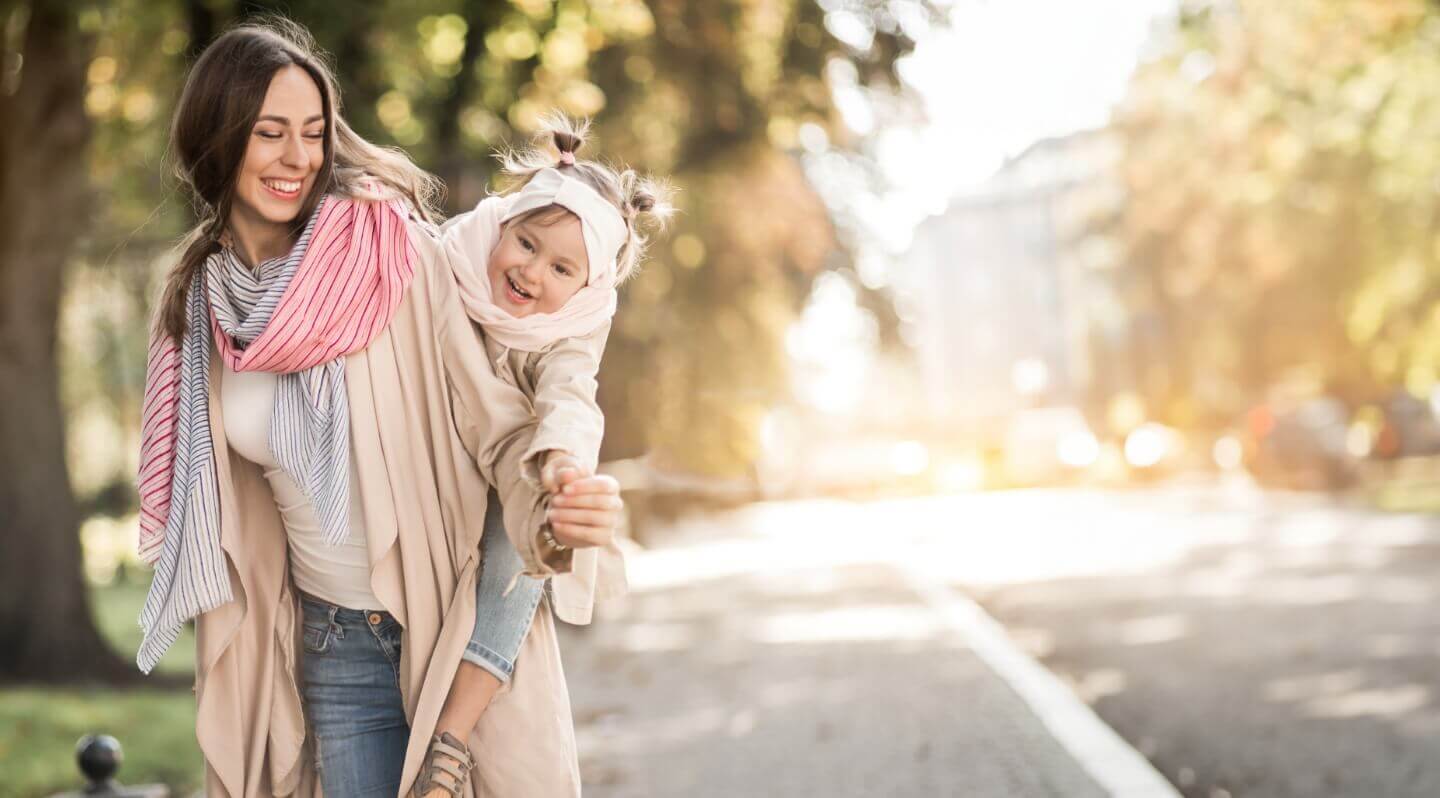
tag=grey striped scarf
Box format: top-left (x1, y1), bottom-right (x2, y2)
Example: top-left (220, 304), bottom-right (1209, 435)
top-left (137, 206), bottom-right (351, 672)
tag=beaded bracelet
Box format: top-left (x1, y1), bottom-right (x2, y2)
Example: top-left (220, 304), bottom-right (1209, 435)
top-left (540, 524), bottom-right (570, 553)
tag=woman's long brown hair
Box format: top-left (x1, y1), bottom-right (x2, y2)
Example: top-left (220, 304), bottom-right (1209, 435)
top-left (159, 18), bottom-right (442, 342)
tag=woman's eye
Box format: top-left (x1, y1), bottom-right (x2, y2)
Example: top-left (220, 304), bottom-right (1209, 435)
top-left (257, 131), bottom-right (282, 140)
top-left (304, 131), bottom-right (325, 140)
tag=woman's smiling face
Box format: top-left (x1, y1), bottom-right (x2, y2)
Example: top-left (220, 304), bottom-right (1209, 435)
top-left (229, 64), bottom-right (325, 238)
top-left (487, 210), bottom-right (590, 317)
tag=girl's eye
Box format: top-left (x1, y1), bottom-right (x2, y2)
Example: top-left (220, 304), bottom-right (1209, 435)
top-left (520, 237), bottom-right (535, 252)
top-left (554, 264), bottom-right (571, 278)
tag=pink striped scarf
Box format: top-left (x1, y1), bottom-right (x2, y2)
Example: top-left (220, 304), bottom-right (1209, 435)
top-left (135, 195), bottom-right (416, 672)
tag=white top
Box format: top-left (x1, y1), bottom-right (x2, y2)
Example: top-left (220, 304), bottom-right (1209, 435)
top-left (220, 364), bottom-right (381, 611)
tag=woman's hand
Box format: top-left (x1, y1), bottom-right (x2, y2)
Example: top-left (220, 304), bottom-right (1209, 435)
top-left (546, 467), bottom-right (623, 549)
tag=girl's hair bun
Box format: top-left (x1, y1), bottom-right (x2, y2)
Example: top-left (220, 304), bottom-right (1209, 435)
top-left (628, 186), bottom-right (657, 214)
top-left (497, 112), bottom-right (674, 282)
top-left (543, 112), bottom-right (587, 163)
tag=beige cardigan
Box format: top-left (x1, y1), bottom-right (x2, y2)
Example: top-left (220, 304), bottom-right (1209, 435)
top-left (440, 203), bottom-right (628, 623)
top-left (191, 216), bottom-right (613, 797)
top-left (486, 322), bottom-right (628, 624)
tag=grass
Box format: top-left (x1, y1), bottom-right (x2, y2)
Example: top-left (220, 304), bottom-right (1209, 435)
top-left (1369, 483), bottom-right (1440, 513)
top-left (0, 688), bottom-right (201, 797)
top-left (0, 581), bottom-right (202, 798)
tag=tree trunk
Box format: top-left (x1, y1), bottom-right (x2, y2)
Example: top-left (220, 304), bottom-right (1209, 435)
top-left (185, 0), bottom-right (218, 63)
top-left (0, 2), bottom-right (132, 684)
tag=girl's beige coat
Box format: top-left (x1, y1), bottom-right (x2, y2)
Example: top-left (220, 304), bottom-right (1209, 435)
top-left (189, 217), bottom-right (614, 797)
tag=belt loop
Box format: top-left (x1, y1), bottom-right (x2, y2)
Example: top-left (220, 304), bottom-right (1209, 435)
top-left (326, 603), bottom-right (345, 639)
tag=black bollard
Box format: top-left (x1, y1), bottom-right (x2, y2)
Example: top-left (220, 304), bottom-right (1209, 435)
top-left (77, 734), bottom-right (122, 790)
top-left (48, 735), bottom-right (169, 798)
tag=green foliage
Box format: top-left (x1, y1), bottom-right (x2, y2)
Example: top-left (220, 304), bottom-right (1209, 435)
top-left (62, 0), bottom-right (190, 513)
top-left (63, 0), bottom-right (931, 489)
top-left (1112, 0), bottom-right (1440, 417)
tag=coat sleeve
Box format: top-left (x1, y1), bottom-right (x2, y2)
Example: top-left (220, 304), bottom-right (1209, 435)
top-left (518, 321), bottom-right (611, 487)
top-left (424, 229), bottom-right (574, 576)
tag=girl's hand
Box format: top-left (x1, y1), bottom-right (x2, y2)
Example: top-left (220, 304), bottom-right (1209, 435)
top-left (547, 470), bottom-right (623, 549)
top-left (540, 450), bottom-right (589, 493)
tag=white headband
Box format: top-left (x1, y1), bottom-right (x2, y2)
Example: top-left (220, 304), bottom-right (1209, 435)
top-left (500, 168), bottom-right (627, 287)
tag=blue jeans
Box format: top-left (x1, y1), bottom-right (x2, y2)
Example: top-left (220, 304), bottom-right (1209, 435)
top-left (299, 594), bottom-right (409, 798)
top-left (463, 488), bottom-right (545, 683)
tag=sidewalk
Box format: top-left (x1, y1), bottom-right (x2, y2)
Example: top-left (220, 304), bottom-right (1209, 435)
top-left (558, 504), bottom-right (1179, 797)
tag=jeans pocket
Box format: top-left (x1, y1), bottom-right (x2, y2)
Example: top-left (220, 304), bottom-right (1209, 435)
top-left (303, 622), bottom-right (332, 655)
top-left (378, 622), bottom-right (403, 671)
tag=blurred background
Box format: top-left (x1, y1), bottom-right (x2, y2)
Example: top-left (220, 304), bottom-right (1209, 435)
top-left (8, 0), bottom-right (1440, 796)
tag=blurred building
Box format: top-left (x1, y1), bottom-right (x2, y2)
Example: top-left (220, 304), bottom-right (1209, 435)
top-left (901, 127), bottom-right (1130, 434)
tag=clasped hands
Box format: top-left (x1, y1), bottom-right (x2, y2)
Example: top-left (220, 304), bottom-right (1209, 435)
top-left (539, 450), bottom-right (622, 550)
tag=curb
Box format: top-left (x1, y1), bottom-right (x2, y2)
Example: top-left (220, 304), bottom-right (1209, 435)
top-left (900, 561), bottom-right (1182, 798)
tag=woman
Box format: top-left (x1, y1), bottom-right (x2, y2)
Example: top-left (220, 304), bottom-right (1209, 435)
top-left (136, 19), bottom-right (623, 797)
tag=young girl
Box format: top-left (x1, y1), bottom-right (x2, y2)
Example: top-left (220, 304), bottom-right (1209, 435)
top-left (410, 116), bottom-right (670, 797)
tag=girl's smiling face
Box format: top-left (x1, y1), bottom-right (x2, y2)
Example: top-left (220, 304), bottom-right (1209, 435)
top-left (487, 210), bottom-right (590, 317)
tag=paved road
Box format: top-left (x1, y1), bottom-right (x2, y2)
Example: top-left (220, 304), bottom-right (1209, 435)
top-left (559, 512), bottom-right (1113, 797)
top-left (561, 481), bottom-right (1440, 797)
top-left (965, 482), bottom-right (1440, 798)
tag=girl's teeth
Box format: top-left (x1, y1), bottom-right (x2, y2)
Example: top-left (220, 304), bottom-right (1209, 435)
top-left (508, 276), bottom-right (532, 299)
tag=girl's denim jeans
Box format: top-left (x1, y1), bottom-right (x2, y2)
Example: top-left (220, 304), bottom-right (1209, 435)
top-left (463, 488), bottom-right (545, 683)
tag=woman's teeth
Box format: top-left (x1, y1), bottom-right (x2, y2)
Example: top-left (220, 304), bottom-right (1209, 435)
top-left (263, 178), bottom-right (302, 195)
